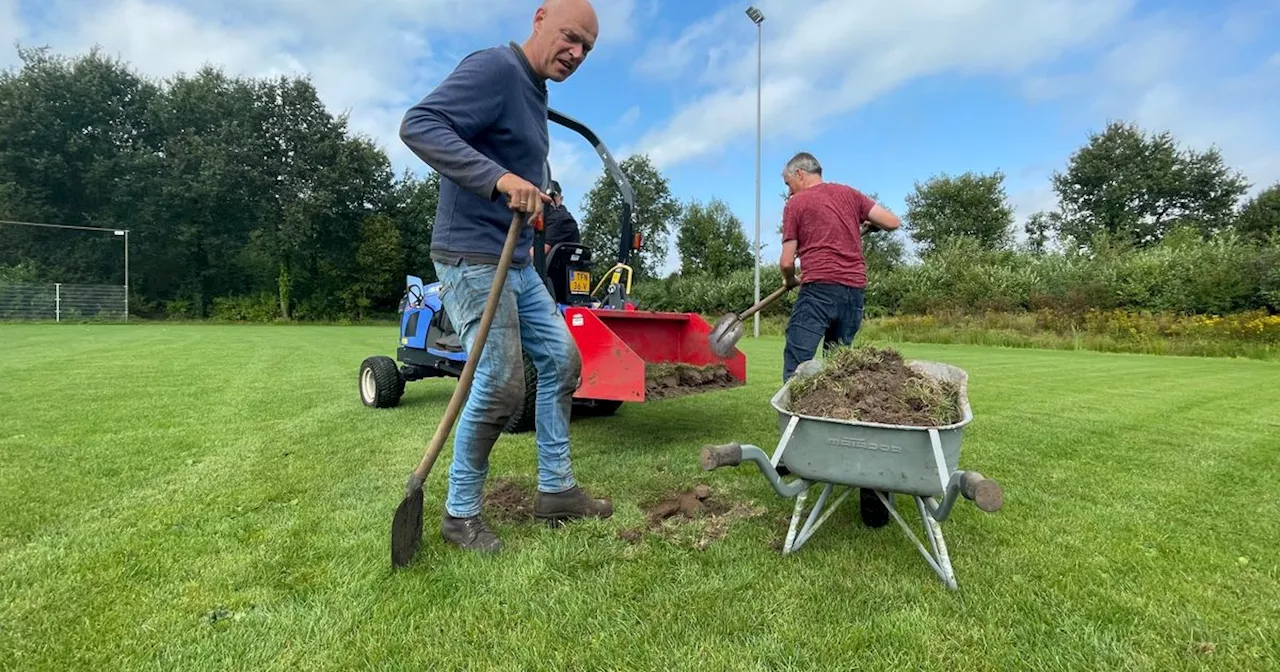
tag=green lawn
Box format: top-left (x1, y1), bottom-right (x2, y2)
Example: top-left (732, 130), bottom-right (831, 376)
top-left (2, 324), bottom-right (1278, 670)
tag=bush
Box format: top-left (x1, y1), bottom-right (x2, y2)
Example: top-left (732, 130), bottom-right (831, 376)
top-left (210, 293), bottom-right (281, 322)
top-left (636, 231), bottom-right (1278, 321)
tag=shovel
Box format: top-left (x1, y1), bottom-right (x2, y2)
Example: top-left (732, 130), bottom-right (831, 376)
top-left (391, 210), bottom-right (527, 569)
top-left (708, 283), bottom-right (793, 358)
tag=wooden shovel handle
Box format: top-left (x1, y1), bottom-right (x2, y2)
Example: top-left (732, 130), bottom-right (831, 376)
top-left (413, 210), bottom-right (527, 479)
top-left (738, 284), bottom-right (792, 320)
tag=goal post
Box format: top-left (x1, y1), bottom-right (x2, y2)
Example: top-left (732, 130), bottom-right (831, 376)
top-left (0, 219), bottom-right (130, 323)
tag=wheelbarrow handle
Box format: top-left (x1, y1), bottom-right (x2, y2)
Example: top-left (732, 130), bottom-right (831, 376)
top-left (700, 443), bottom-right (743, 470)
top-left (959, 471), bottom-right (1004, 513)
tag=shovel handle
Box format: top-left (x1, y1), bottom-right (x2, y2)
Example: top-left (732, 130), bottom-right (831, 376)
top-left (413, 211), bottom-right (527, 479)
top-left (738, 284), bottom-right (792, 320)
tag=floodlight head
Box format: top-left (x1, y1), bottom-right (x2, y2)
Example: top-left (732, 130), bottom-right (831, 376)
top-left (746, 6), bottom-right (764, 24)
top-left (113, 230), bottom-right (125, 236)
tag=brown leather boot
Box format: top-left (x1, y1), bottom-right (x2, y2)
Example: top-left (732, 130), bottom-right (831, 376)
top-left (534, 486), bottom-right (613, 524)
top-left (441, 513), bottom-right (502, 552)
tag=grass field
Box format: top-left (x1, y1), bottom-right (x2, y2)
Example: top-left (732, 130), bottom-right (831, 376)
top-left (2, 324), bottom-right (1278, 670)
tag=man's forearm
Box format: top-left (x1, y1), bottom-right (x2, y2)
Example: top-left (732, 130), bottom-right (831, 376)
top-left (781, 264), bottom-right (798, 286)
top-left (400, 108), bottom-right (507, 200)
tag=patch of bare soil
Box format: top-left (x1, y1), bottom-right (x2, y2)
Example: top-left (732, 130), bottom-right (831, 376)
top-left (787, 345), bottom-right (962, 426)
top-left (644, 363), bottom-right (740, 401)
top-left (483, 478), bottom-right (535, 524)
top-left (620, 484), bottom-right (764, 550)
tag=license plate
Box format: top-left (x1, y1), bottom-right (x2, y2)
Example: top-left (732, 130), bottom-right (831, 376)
top-left (570, 271), bottom-right (590, 293)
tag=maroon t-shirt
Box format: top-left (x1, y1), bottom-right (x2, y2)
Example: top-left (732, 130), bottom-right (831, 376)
top-left (781, 182), bottom-right (876, 288)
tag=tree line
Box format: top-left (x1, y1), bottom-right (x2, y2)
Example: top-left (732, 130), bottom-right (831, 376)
top-left (0, 47), bottom-right (753, 321)
top-left (2, 46), bottom-right (1276, 323)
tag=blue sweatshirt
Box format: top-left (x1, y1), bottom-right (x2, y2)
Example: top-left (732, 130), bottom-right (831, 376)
top-left (400, 42), bottom-right (549, 267)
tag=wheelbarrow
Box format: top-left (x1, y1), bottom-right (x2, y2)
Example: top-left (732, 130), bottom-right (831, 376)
top-left (699, 358), bottom-right (1003, 590)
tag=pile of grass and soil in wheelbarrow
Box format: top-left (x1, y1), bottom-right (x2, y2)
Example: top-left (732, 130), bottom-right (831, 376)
top-left (787, 345), bottom-right (962, 426)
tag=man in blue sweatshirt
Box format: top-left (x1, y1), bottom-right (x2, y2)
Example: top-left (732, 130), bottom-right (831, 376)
top-left (399, 0), bottom-right (610, 553)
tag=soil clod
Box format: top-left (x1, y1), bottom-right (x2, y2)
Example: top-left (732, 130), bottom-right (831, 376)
top-left (787, 345), bottom-right (963, 426)
top-left (630, 485), bottom-right (764, 550)
top-left (645, 484), bottom-right (723, 525)
top-left (645, 363), bottom-right (739, 400)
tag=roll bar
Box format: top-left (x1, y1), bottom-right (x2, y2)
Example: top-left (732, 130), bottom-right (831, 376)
top-left (548, 107), bottom-right (636, 269)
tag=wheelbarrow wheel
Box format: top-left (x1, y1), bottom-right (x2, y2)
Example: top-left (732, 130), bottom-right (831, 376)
top-left (858, 488), bottom-right (890, 528)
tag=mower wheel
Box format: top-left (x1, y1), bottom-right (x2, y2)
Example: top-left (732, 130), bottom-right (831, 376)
top-left (503, 352), bottom-right (538, 434)
top-left (359, 356), bottom-right (405, 408)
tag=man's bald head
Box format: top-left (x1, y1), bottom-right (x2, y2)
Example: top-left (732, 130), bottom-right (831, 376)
top-left (523, 0), bottom-right (599, 82)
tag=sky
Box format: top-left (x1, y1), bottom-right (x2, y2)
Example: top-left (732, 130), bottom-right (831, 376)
top-left (3, 0), bottom-right (1279, 274)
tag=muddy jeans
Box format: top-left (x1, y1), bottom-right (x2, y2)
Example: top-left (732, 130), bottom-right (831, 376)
top-left (433, 260), bottom-right (582, 519)
top-left (783, 281), bottom-right (865, 382)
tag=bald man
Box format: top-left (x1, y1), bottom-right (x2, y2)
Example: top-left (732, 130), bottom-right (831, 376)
top-left (399, 0), bottom-right (611, 553)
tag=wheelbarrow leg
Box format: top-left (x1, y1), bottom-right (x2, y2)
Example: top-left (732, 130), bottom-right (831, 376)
top-left (782, 482), bottom-right (853, 554)
top-left (874, 491), bottom-right (959, 590)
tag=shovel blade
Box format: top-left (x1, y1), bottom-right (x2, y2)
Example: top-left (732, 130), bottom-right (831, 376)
top-left (708, 313), bottom-right (744, 358)
top-left (390, 485), bottom-right (424, 568)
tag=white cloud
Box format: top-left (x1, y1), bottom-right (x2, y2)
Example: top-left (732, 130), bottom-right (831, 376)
top-left (0, 0), bottom-right (24, 70)
top-left (592, 0), bottom-right (640, 47)
top-left (14, 0), bottom-right (545, 171)
top-left (631, 0), bottom-right (1135, 169)
top-left (631, 5), bottom-right (739, 82)
top-left (616, 105), bottom-right (641, 129)
top-left (1030, 11), bottom-right (1280, 198)
top-left (547, 132), bottom-right (600, 213)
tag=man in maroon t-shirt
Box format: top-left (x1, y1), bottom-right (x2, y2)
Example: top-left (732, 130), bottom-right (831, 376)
top-left (779, 151), bottom-right (901, 382)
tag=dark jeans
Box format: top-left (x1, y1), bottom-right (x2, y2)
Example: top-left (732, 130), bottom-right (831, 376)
top-left (783, 282), bottom-right (865, 381)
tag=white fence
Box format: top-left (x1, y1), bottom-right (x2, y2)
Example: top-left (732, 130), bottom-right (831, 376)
top-left (0, 283), bottom-right (128, 322)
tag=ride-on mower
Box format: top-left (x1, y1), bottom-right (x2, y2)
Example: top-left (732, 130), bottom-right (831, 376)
top-left (359, 108), bottom-right (747, 432)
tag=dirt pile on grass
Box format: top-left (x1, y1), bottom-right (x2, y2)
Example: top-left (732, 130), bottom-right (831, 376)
top-left (617, 484), bottom-right (764, 550)
top-left (786, 345), bottom-right (963, 426)
top-left (483, 478), bottom-right (535, 523)
top-left (645, 363), bottom-right (738, 400)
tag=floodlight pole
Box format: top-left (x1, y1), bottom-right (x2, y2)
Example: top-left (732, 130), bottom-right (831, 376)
top-left (746, 6), bottom-right (764, 338)
top-left (115, 229), bottom-right (129, 322)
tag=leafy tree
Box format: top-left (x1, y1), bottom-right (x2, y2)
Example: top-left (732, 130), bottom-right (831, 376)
top-left (903, 170), bottom-right (1015, 253)
top-left (390, 170), bottom-right (441, 282)
top-left (347, 213), bottom-right (403, 320)
top-left (1023, 211), bottom-right (1060, 255)
top-left (580, 154), bottom-right (682, 280)
top-left (0, 46), bottom-right (163, 288)
top-left (1235, 182), bottom-right (1280, 243)
top-left (1050, 121), bottom-right (1250, 249)
top-left (675, 198), bottom-right (752, 276)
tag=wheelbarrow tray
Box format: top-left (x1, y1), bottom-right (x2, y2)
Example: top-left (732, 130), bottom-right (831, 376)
top-left (768, 360), bottom-right (973, 499)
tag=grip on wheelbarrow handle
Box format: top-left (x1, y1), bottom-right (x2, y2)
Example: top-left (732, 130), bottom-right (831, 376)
top-left (959, 471), bottom-right (1004, 513)
top-left (700, 443), bottom-right (743, 470)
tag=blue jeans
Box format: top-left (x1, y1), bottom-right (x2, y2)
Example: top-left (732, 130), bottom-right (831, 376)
top-left (433, 260), bottom-right (582, 518)
top-left (783, 282), bottom-right (865, 381)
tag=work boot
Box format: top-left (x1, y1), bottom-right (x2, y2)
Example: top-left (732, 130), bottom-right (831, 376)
top-left (534, 486), bottom-right (613, 524)
top-left (441, 513), bottom-right (502, 552)
top-left (859, 488), bottom-right (890, 529)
